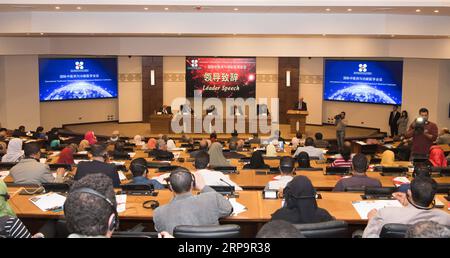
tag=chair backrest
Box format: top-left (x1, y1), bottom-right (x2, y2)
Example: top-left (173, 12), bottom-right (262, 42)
top-left (293, 220), bottom-right (348, 238)
top-left (380, 223), bottom-right (410, 238)
top-left (344, 186), bottom-right (366, 192)
top-left (111, 231), bottom-right (158, 238)
top-left (173, 224), bottom-right (241, 238)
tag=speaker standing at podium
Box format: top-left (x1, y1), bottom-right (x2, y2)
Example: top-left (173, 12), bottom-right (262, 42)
top-left (294, 97), bottom-right (308, 111)
top-left (159, 105), bottom-right (172, 115)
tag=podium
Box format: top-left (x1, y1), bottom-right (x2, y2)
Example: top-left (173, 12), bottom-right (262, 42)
top-left (286, 110), bottom-right (308, 134)
top-left (149, 114), bottom-right (173, 134)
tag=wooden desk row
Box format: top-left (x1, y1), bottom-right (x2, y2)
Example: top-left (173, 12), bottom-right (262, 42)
top-left (7, 187), bottom-right (450, 225)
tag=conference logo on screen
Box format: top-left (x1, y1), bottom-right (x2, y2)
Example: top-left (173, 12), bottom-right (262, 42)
top-left (354, 63), bottom-right (372, 75)
top-left (71, 60), bottom-right (89, 73)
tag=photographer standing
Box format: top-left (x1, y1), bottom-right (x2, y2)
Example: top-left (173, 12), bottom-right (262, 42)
top-left (405, 108), bottom-right (438, 158)
top-left (335, 112), bottom-right (347, 151)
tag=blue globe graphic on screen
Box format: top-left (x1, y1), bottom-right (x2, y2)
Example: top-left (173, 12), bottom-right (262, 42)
top-left (44, 81), bottom-right (113, 101)
top-left (328, 84), bottom-right (397, 104)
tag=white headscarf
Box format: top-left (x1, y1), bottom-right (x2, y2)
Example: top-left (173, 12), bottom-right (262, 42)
top-left (266, 143), bottom-right (277, 157)
top-left (167, 139), bottom-right (176, 150)
top-left (2, 138), bottom-right (24, 162)
top-left (133, 135), bottom-right (144, 146)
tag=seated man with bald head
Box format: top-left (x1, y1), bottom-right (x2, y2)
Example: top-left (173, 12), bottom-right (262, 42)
top-left (189, 139), bottom-right (209, 158)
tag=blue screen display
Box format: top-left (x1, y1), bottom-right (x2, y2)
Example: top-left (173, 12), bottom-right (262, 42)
top-left (324, 60), bottom-right (403, 105)
top-left (39, 57), bottom-right (118, 102)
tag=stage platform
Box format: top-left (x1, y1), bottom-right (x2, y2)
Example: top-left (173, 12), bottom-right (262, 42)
top-left (64, 122), bottom-right (383, 141)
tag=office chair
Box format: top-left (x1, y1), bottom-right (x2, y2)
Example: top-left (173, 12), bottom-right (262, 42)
top-left (111, 231), bottom-right (158, 238)
top-left (173, 224), bottom-right (241, 238)
top-left (293, 220), bottom-right (349, 238)
top-left (380, 223), bottom-right (410, 238)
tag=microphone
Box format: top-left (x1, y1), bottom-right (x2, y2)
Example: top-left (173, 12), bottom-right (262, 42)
top-left (219, 178), bottom-right (237, 197)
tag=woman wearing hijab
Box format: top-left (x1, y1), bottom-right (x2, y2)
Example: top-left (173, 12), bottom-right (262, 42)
top-left (271, 176), bottom-right (334, 224)
top-left (208, 142), bottom-right (230, 167)
top-left (243, 151), bottom-right (269, 169)
top-left (0, 181), bottom-right (33, 238)
top-left (57, 144), bottom-right (77, 165)
top-left (78, 139), bottom-right (90, 151)
top-left (147, 138), bottom-right (157, 150)
top-left (84, 131), bottom-right (97, 145)
top-left (167, 139), bottom-right (177, 151)
top-left (429, 146), bottom-right (447, 167)
top-left (297, 151), bottom-right (311, 169)
top-left (265, 142), bottom-right (277, 157)
top-left (1, 138), bottom-right (24, 162)
top-left (381, 150), bottom-right (396, 166)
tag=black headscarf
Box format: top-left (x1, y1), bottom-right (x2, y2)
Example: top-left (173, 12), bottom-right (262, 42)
top-left (271, 176), bottom-right (333, 224)
top-left (296, 151), bottom-right (311, 168)
top-left (246, 151), bottom-right (269, 169)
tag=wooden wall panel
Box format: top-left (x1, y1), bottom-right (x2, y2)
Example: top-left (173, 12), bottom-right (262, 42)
top-left (142, 56), bottom-right (163, 122)
top-left (278, 57), bottom-right (300, 124)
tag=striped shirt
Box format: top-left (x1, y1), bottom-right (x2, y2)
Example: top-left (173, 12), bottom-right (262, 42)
top-left (331, 158), bottom-right (353, 168)
top-left (2, 217), bottom-right (32, 238)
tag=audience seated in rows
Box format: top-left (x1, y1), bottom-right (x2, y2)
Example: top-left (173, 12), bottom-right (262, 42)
top-left (10, 142), bottom-right (65, 185)
top-left (65, 174), bottom-right (117, 238)
top-left (271, 176), bottom-right (334, 224)
top-left (194, 152), bottom-right (242, 190)
top-left (362, 176), bottom-right (450, 237)
top-left (314, 132), bottom-right (330, 149)
top-left (405, 221), bottom-right (450, 238)
top-left (74, 144), bottom-right (121, 188)
top-left (149, 140), bottom-right (174, 161)
top-left (428, 145), bottom-right (447, 167)
top-left (266, 157), bottom-right (295, 191)
top-left (128, 157), bottom-right (164, 189)
top-left (189, 139), bottom-right (209, 158)
top-left (256, 220), bottom-right (305, 238)
top-left (12, 125), bottom-right (26, 138)
top-left (293, 137), bottom-right (324, 160)
top-left (332, 154), bottom-right (381, 192)
top-left (109, 130), bottom-right (120, 142)
top-left (291, 132), bottom-right (304, 149)
top-left (153, 168), bottom-right (233, 234)
top-left (208, 142), bottom-right (230, 167)
top-left (1, 138), bottom-right (24, 163)
top-left (243, 151), bottom-right (269, 169)
top-left (296, 151), bottom-right (312, 169)
top-left (56, 143), bottom-right (78, 165)
top-left (436, 128), bottom-right (450, 145)
top-left (331, 146), bottom-right (352, 168)
top-left (0, 180), bottom-right (38, 238)
top-left (32, 126), bottom-right (46, 139)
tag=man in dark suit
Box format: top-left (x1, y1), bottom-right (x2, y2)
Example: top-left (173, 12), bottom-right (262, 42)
top-left (159, 105), bottom-right (172, 115)
top-left (389, 105), bottom-right (401, 137)
top-left (294, 97), bottom-right (307, 111)
top-left (74, 144), bottom-right (121, 187)
top-left (148, 140), bottom-right (174, 161)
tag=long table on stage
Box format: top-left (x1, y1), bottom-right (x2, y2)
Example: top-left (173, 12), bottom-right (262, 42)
top-left (149, 114), bottom-right (274, 134)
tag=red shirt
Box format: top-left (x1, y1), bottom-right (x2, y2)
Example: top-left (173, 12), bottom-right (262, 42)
top-left (406, 121), bottom-right (438, 155)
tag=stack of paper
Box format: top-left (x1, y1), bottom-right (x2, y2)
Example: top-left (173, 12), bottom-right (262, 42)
top-left (229, 198), bottom-right (247, 216)
top-left (128, 152), bottom-right (136, 158)
top-left (77, 151), bottom-right (88, 154)
top-left (52, 172), bottom-right (68, 179)
top-left (29, 193), bottom-right (67, 212)
top-left (115, 194), bottom-right (127, 213)
top-left (117, 171), bottom-right (127, 181)
top-left (49, 151), bottom-right (60, 157)
top-left (152, 173), bottom-right (170, 185)
top-left (74, 160), bottom-right (84, 165)
top-left (0, 170), bottom-right (10, 180)
top-left (111, 161), bottom-right (125, 166)
top-left (352, 200), bottom-right (403, 219)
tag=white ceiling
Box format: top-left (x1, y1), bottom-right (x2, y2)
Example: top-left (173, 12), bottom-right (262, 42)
top-left (0, 4), bottom-right (449, 15)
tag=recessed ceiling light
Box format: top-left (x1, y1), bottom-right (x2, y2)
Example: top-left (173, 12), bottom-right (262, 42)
top-left (391, 35), bottom-right (395, 38)
top-left (325, 8), bottom-right (331, 12)
top-left (55, 6), bottom-right (60, 10)
top-left (144, 7), bottom-right (148, 10)
top-left (164, 7), bottom-right (169, 11)
top-left (415, 9), bottom-right (421, 12)
top-left (322, 34), bottom-right (326, 36)
top-left (233, 33), bottom-right (237, 35)
top-left (40, 32), bottom-right (44, 35)
top-left (347, 8), bottom-right (352, 12)
top-left (434, 10), bottom-right (439, 13)
top-left (234, 8), bottom-right (239, 11)
top-left (76, 6), bottom-right (82, 10)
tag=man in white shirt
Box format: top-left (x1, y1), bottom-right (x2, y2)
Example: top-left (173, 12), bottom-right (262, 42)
top-left (194, 151), bottom-right (243, 191)
top-left (266, 156), bottom-right (295, 191)
top-left (362, 177), bottom-right (450, 238)
top-left (293, 137), bottom-right (324, 160)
